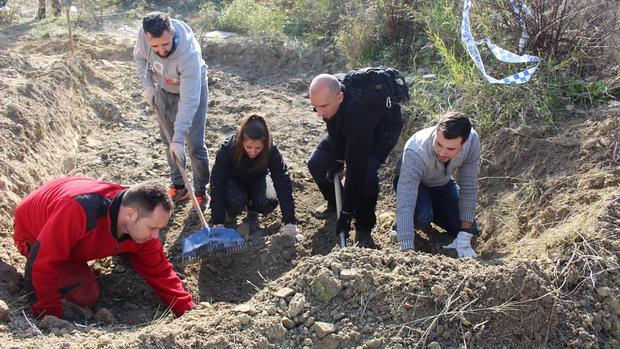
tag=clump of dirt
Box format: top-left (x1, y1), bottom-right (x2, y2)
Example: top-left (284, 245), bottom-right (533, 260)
top-left (0, 11), bottom-right (619, 349)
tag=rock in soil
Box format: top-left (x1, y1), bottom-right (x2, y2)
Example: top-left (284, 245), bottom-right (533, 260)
top-left (39, 315), bottom-right (74, 331)
top-left (94, 307), bottom-right (117, 325)
top-left (314, 321), bottom-right (336, 338)
top-left (288, 292), bottom-right (306, 317)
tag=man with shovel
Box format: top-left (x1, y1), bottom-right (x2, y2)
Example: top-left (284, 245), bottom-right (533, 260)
top-left (307, 71), bottom-right (404, 248)
top-left (13, 176), bottom-right (194, 320)
top-left (133, 11), bottom-right (210, 210)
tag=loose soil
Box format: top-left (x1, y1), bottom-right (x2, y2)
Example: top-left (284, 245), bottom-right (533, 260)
top-left (0, 7), bottom-right (618, 349)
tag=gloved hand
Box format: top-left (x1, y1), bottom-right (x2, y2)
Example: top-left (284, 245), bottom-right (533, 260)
top-left (169, 142), bottom-right (185, 162)
top-left (283, 223), bottom-right (299, 242)
top-left (335, 210), bottom-right (353, 237)
top-left (143, 86), bottom-right (156, 108)
top-left (326, 161), bottom-right (345, 183)
top-left (443, 231), bottom-right (478, 258)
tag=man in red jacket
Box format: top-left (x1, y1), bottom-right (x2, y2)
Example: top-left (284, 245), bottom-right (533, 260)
top-left (13, 176), bottom-right (194, 319)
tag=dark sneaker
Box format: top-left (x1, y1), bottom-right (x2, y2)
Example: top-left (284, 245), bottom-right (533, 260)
top-left (168, 186), bottom-right (189, 204)
top-left (195, 193), bottom-right (208, 211)
top-left (312, 202), bottom-right (336, 219)
top-left (355, 230), bottom-right (377, 249)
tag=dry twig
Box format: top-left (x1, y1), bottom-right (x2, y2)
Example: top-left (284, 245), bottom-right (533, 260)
top-left (553, 233), bottom-right (619, 299)
top-left (21, 310), bottom-right (53, 346)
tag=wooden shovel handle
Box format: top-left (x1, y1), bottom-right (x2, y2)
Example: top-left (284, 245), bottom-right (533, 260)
top-left (152, 103), bottom-right (209, 229)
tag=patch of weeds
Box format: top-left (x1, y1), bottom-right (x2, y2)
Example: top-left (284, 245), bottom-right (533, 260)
top-left (218, 0), bottom-right (285, 38)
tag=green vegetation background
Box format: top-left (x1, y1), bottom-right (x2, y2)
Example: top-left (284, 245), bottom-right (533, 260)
top-left (195, 0), bottom-right (619, 134)
top-left (3, 0), bottom-right (618, 134)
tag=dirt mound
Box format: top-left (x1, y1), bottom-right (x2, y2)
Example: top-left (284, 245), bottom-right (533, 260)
top-left (5, 246), bottom-right (618, 348)
top-left (0, 50), bottom-right (107, 228)
top-left (108, 249), bottom-right (560, 348)
top-left (203, 33), bottom-right (346, 84)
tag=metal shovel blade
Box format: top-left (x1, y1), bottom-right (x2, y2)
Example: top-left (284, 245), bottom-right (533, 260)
top-left (334, 172), bottom-right (347, 248)
top-left (181, 226), bottom-right (247, 263)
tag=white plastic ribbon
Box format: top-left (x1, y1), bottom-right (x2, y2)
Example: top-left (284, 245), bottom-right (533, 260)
top-left (461, 0), bottom-right (541, 84)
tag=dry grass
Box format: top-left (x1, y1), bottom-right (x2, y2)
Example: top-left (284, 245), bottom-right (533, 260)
top-left (552, 233), bottom-right (619, 299)
top-left (484, 176), bottom-right (616, 259)
top-left (383, 275), bottom-right (558, 348)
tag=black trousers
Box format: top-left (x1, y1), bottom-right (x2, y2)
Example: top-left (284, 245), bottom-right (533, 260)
top-left (226, 174), bottom-right (278, 217)
top-left (307, 137), bottom-right (380, 231)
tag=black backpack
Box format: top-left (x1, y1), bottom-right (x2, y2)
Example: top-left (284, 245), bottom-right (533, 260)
top-left (338, 67), bottom-right (410, 108)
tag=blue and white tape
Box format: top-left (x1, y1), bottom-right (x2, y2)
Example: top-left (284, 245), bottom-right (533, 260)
top-left (461, 0), bottom-right (541, 84)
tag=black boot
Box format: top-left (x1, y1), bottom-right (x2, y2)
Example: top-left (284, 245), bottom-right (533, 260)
top-left (355, 230), bottom-right (377, 249)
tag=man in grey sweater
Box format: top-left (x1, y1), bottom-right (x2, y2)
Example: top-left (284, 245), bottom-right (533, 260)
top-left (133, 11), bottom-right (210, 209)
top-left (396, 112), bottom-right (480, 258)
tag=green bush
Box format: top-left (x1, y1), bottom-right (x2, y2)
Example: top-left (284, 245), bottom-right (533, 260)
top-left (202, 0), bottom-right (340, 45)
top-left (407, 0), bottom-right (615, 135)
top-left (218, 0), bottom-right (285, 37)
top-left (197, 0), bottom-right (617, 133)
top-left (204, 0), bottom-right (423, 61)
top-left (193, 2), bottom-right (220, 32)
top-left (336, 3), bottom-right (382, 66)
top-left (336, 0), bottom-right (422, 68)
top-left (281, 0), bottom-right (341, 45)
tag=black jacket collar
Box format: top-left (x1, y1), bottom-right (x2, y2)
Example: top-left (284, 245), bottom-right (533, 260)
top-left (109, 189), bottom-right (130, 241)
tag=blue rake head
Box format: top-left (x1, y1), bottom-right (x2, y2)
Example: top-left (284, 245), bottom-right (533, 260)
top-left (181, 226), bottom-right (247, 263)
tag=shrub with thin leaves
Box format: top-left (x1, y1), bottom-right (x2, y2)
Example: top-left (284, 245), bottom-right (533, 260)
top-left (410, 27), bottom-right (554, 136)
top-left (336, 0), bottom-right (423, 68)
top-left (218, 0), bottom-right (285, 37)
top-left (281, 0), bottom-right (341, 45)
top-left (406, 0), bottom-right (617, 135)
top-left (479, 0), bottom-right (620, 78)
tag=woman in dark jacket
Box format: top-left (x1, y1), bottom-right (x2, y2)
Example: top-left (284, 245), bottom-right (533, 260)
top-left (209, 113), bottom-right (298, 240)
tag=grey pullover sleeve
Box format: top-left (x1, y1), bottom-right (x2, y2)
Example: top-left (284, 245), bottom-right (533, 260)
top-left (456, 134), bottom-right (480, 224)
top-left (133, 29), bottom-right (154, 90)
top-left (396, 149), bottom-right (425, 251)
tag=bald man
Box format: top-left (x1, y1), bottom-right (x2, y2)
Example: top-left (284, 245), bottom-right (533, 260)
top-left (307, 73), bottom-right (403, 248)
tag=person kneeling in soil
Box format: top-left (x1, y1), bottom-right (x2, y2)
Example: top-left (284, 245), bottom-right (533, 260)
top-left (395, 111), bottom-right (480, 258)
top-left (13, 176), bottom-right (194, 320)
top-left (307, 73), bottom-right (403, 248)
top-left (209, 114), bottom-right (298, 241)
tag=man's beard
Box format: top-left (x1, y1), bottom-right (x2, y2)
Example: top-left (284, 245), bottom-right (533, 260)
top-left (156, 50), bottom-right (171, 58)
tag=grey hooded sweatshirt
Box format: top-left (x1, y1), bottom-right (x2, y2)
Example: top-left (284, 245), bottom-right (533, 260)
top-left (396, 126), bottom-right (480, 250)
top-left (133, 19), bottom-right (207, 144)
